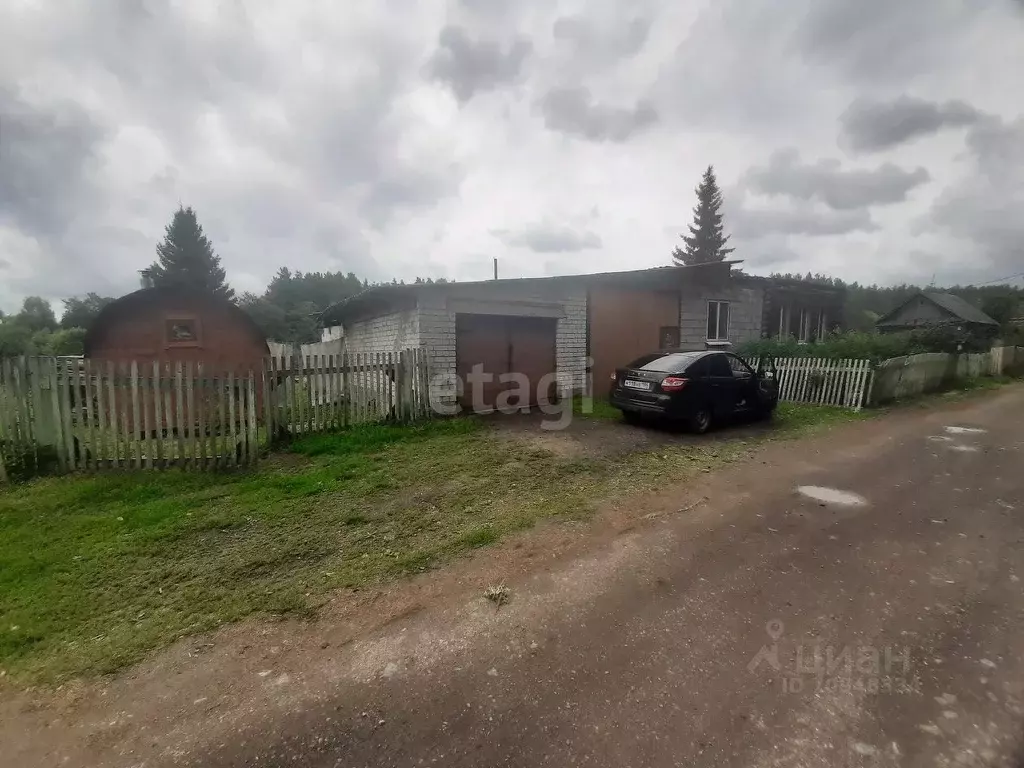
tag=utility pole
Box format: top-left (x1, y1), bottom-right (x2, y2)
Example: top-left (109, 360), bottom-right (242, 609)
top-left (493, 258), bottom-right (498, 280)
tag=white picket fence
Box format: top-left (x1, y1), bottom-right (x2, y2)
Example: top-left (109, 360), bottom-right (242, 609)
top-left (745, 357), bottom-right (874, 411)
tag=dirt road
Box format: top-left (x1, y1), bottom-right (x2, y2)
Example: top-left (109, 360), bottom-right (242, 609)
top-left (6, 387), bottom-right (1024, 767)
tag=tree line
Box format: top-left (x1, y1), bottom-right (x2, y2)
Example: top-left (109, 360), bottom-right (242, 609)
top-left (1, 177), bottom-right (1019, 355)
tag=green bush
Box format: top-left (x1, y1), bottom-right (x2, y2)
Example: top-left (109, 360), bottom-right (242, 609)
top-left (1, 441), bottom-right (61, 483)
top-left (737, 327), bottom-right (992, 363)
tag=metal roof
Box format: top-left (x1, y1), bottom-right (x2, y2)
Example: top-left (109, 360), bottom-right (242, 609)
top-left (876, 291), bottom-right (999, 327)
top-left (321, 260), bottom-right (743, 325)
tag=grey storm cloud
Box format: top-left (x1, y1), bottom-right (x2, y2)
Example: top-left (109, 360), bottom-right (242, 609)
top-left (493, 223), bottom-right (603, 253)
top-left (552, 14), bottom-right (650, 60)
top-left (796, 0), bottom-right (983, 84)
top-left (930, 118), bottom-right (1024, 275)
top-left (0, 86), bottom-right (108, 240)
top-left (730, 206), bottom-right (878, 239)
top-left (427, 25), bottom-right (532, 102)
top-left (745, 149), bottom-right (931, 210)
top-left (840, 96), bottom-right (986, 152)
top-left (539, 86), bottom-right (657, 142)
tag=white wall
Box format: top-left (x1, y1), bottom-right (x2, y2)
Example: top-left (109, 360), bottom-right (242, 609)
top-left (342, 310), bottom-right (419, 355)
top-left (679, 285), bottom-right (764, 348)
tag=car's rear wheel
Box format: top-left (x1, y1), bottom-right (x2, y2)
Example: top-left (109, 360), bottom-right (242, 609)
top-left (690, 405), bottom-right (712, 434)
top-left (622, 410), bottom-right (644, 426)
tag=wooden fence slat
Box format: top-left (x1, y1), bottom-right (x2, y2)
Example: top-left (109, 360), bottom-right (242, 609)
top-left (152, 361), bottom-right (164, 469)
top-left (128, 361), bottom-right (140, 469)
top-left (288, 354), bottom-right (299, 437)
top-left (341, 353), bottom-right (349, 429)
top-left (228, 370), bottom-right (238, 467)
top-left (105, 361), bottom-right (118, 469)
top-left (45, 359), bottom-right (67, 473)
top-left (247, 369), bottom-right (258, 465)
top-left (262, 357), bottom-right (274, 448)
top-left (82, 359), bottom-right (97, 468)
top-left (216, 368), bottom-right (229, 468)
top-left (197, 364), bottom-right (208, 468)
top-left (173, 362), bottom-right (184, 466)
top-left (27, 358), bottom-right (44, 471)
top-left (184, 362), bottom-right (196, 466)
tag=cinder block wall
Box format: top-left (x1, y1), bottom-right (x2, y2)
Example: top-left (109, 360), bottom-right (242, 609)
top-left (679, 285), bottom-right (764, 348)
top-left (342, 311), bottom-right (420, 356)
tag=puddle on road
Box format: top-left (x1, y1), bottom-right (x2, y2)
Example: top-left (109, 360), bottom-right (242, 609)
top-left (944, 426), bottom-right (987, 435)
top-left (948, 444), bottom-right (980, 453)
top-left (928, 436), bottom-right (955, 443)
top-left (796, 486), bottom-right (868, 507)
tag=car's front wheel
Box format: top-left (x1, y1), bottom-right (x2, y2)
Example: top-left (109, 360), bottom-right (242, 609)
top-left (690, 405), bottom-right (713, 434)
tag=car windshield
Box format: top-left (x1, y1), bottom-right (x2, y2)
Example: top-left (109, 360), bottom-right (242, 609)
top-left (627, 352), bottom-right (704, 372)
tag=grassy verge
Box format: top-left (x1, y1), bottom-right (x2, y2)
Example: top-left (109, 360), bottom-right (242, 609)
top-left (1, 403), bottom-right (868, 683)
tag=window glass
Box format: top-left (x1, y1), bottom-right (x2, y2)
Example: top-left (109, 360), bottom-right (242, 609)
top-left (627, 352), bottom-right (703, 372)
top-left (707, 301), bottom-right (730, 341)
top-left (707, 354), bottom-right (732, 377)
top-left (727, 355), bottom-right (752, 376)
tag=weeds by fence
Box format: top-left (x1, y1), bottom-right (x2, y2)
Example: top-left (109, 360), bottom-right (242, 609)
top-left (0, 349), bottom-right (431, 480)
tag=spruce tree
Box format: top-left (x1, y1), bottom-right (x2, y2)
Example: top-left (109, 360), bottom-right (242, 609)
top-left (672, 166), bottom-right (735, 266)
top-left (144, 206), bottom-right (234, 300)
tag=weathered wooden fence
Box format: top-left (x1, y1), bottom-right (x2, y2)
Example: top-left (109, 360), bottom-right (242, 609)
top-left (0, 349), bottom-right (431, 479)
top-left (265, 349), bottom-right (431, 439)
top-left (745, 357), bottom-right (874, 411)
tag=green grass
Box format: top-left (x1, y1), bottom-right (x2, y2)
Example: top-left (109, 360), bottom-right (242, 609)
top-left (572, 395), bottom-right (625, 421)
top-left (0, 403), bottom-right (872, 684)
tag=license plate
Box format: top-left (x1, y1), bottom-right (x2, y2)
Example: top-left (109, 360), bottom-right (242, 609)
top-left (623, 379), bottom-right (652, 391)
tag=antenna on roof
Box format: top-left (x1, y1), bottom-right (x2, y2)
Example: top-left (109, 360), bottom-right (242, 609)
top-left (493, 258), bottom-right (498, 280)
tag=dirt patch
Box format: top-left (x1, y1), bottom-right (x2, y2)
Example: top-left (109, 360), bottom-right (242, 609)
top-left (3, 387), bottom-right (1019, 768)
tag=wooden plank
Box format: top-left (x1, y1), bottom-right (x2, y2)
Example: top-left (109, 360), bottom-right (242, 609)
top-left (140, 363), bottom-right (153, 470)
top-left (104, 361), bottom-right (119, 469)
top-left (26, 358), bottom-right (44, 471)
top-left (228, 369), bottom-right (238, 467)
top-left (196, 363), bottom-right (208, 468)
top-left (118, 362), bottom-right (131, 469)
top-left (341, 353), bottom-right (349, 429)
top-left (173, 362), bottom-right (184, 466)
top-left (288, 354), bottom-right (299, 437)
top-left (325, 356), bottom-right (337, 434)
top-left (825, 359), bottom-right (838, 406)
top-left (215, 367), bottom-right (228, 468)
top-left (128, 361), bottom-right (140, 469)
top-left (182, 361), bottom-right (193, 466)
top-left (81, 359), bottom-right (97, 468)
top-left (247, 369), bottom-right (258, 465)
top-left (262, 357), bottom-right (274, 450)
top-left (152, 361), bottom-right (164, 469)
top-left (43, 358), bottom-right (67, 473)
top-left (419, 348), bottom-right (430, 419)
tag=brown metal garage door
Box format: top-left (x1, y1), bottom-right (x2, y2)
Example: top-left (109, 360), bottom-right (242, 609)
top-left (456, 314), bottom-right (557, 412)
top-left (589, 287), bottom-right (681, 391)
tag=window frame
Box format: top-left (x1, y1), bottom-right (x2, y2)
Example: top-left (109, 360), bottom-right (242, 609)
top-left (164, 314), bottom-right (203, 348)
top-left (706, 300), bottom-right (730, 342)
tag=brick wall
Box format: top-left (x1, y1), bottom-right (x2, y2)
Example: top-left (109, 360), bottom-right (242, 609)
top-left (679, 285), bottom-right (765, 348)
top-left (342, 310), bottom-right (419, 355)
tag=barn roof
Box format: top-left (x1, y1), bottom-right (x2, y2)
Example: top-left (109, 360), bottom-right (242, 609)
top-left (83, 286), bottom-right (268, 356)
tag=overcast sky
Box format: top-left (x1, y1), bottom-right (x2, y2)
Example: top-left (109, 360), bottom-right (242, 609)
top-left (2, 0), bottom-right (1023, 313)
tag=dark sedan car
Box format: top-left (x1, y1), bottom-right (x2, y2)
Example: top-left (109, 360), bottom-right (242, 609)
top-left (609, 350), bottom-right (779, 433)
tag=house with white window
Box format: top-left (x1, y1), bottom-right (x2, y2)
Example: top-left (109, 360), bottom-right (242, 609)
top-left (320, 262), bottom-right (841, 410)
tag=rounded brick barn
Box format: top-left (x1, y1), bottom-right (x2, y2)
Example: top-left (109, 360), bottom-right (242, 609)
top-left (84, 286), bottom-right (269, 369)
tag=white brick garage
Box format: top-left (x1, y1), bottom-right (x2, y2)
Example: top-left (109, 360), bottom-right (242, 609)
top-left (323, 278), bottom-right (588, 414)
